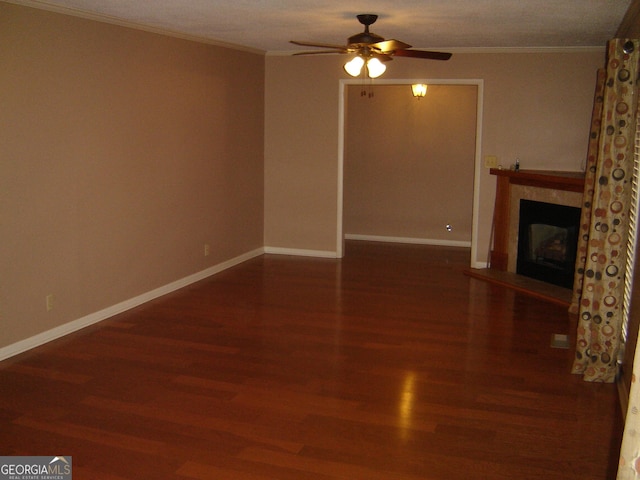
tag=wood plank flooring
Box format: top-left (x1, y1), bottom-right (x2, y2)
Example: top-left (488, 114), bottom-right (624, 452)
top-left (0, 241), bottom-right (622, 479)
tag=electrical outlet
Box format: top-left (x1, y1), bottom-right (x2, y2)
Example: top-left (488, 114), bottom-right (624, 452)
top-left (204, 244), bottom-right (210, 257)
top-left (484, 155), bottom-right (498, 168)
top-left (46, 294), bottom-right (54, 312)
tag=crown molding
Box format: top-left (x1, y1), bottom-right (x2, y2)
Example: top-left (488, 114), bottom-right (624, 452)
top-left (268, 45), bottom-right (606, 56)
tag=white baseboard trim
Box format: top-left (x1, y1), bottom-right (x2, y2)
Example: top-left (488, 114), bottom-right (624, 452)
top-left (0, 247), bottom-right (264, 362)
top-left (472, 261), bottom-right (490, 269)
top-left (263, 246), bottom-right (339, 258)
top-left (345, 234), bottom-right (472, 248)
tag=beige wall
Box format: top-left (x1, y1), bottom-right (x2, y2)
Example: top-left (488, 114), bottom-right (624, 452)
top-left (264, 49), bottom-right (604, 263)
top-left (264, 55), bottom-right (342, 255)
top-left (0, 3), bottom-right (264, 349)
top-left (344, 84), bottom-right (477, 244)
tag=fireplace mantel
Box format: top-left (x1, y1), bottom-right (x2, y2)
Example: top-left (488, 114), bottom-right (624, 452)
top-left (490, 168), bottom-right (585, 193)
top-left (489, 169), bottom-right (585, 271)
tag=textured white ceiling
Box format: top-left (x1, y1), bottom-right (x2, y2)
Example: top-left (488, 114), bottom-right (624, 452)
top-left (10, 0), bottom-right (632, 52)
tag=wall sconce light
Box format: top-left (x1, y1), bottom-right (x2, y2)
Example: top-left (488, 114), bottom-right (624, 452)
top-left (411, 84), bottom-right (428, 98)
top-left (344, 56), bottom-right (387, 79)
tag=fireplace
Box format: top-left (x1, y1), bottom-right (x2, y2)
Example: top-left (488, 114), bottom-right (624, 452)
top-left (463, 169), bottom-right (585, 306)
top-left (516, 199), bottom-right (581, 289)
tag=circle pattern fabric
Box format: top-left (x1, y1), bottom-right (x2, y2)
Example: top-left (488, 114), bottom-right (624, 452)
top-left (572, 39), bottom-right (640, 383)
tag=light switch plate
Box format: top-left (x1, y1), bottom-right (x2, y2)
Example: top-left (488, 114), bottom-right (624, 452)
top-left (484, 155), bottom-right (498, 168)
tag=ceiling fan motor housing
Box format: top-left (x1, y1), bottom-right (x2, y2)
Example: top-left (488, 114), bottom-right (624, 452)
top-left (348, 31), bottom-right (384, 46)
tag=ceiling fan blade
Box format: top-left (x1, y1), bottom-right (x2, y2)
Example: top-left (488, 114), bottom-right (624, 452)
top-left (372, 52), bottom-right (393, 62)
top-left (292, 50), bottom-right (347, 56)
top-left (393, 49), bottom-right (452, 60)
top-left (290, 40), bottom-right (348, 50)
top-left (371, 39), bottom-right (412, 53)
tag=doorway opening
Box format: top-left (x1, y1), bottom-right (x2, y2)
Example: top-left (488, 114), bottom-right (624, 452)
top-left (337, 79), bottom-right (484, 262)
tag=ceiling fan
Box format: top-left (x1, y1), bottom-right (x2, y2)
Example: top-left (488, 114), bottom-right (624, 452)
top-left (290, 14), bottom-right (452, 78)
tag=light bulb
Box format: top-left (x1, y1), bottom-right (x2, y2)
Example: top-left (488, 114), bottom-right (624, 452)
top-left (411, 84), bottom-right (428, 97)
top-left (344, 56), bottom-right (365, 77)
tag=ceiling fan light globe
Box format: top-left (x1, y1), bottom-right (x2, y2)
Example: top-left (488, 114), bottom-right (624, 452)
top-left (344, 56), bottom-right (365, 77)
top-left (366, 58), bottom-right (386, 78)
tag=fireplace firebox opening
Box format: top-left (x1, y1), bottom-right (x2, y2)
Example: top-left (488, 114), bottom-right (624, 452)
top-left (516, 199), bottom-right (581, 289)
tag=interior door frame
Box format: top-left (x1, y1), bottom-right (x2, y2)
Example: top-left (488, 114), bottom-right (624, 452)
top-left (337, 78), bottom-right (484, 265)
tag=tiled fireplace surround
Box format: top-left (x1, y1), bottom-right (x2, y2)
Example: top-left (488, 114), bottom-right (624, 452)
top-left (489, 168), bottom-right (585, 280)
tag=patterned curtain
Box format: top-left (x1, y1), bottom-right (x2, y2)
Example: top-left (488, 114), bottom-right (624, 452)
top-left (571, 39), bottom-right (640, 383)
top-left (570, 68), bottom-right (606, 314)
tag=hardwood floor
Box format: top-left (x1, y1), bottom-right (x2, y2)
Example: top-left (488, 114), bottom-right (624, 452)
top-left (0, 241), bottom-right (622, 479)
